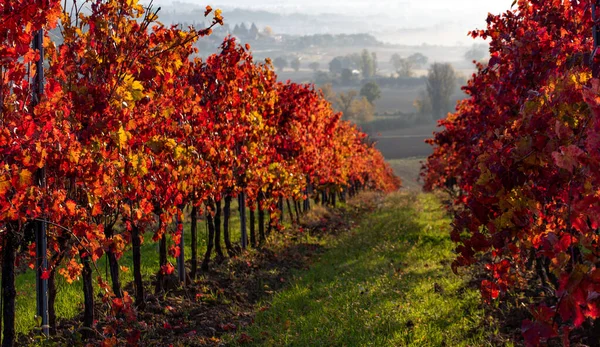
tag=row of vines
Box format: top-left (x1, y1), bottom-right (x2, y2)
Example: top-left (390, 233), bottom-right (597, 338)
top-left (423, 1), bottom-right (600, 345)
top-left (0, 0), bottom-right (400, 345)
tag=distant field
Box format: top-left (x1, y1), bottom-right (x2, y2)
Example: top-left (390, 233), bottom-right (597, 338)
top-left (372, 123), bottom-right (438, 159)
top-left (375, 87), bottom-right (421, 113)
top-left (387, 157), bottom-right (426, 191)
top-left (274, 66), bottom-right (447, 162)
top-left (375, 136), bottom-right (431, 159)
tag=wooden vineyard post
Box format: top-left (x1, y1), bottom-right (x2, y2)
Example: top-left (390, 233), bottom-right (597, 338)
top-left (33, 28), bottom-right (49, 338)
top-left (239, 192), bottom-right (247, 249)
top-left (278, 197), bottom-right (284, 223)
top-left (190, 206), bottom-right (198, 279)
top-left (304, 175), bottom-right (311, 212)
top-left (176, 210), bottom-right (185, 284)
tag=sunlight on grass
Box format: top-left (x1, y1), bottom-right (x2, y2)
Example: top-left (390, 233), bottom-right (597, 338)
top-left (15, 202), bottom-right (251, 335)
top-left (232, 192), bottom-right (492, 346)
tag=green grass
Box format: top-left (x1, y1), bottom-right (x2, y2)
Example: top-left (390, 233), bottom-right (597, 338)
top-left (230, 192), bottom-right (491, 346)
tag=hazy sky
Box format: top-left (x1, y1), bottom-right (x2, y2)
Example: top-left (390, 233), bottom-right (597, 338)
top-left (147, 0), bottom-right (515, 45)
top-left (150, 0), bottom-right (512, 20)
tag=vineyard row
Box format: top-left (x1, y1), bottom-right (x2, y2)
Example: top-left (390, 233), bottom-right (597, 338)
top-left (0, 1), bottom-right (400, 345)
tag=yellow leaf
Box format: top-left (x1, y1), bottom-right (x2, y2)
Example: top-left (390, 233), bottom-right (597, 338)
top-left (165, 138), bottom-right (177, 149)
top-left (168, 58), bottom-right (182, 71)
top-left (18, 169), bottom-right (33, 188)
top-left (130, 80), bottom-right (144, 101)
top-left (69, 149), bottom-right (80, 164)
top-left (37, 148), bottom-right (47, 168)
top-left (154, 64), bottom-right (164, 76)
top-left (174, 146), bottom-right (185, 160)
top-left (0, 176), bottom-right (10, 195)
top-left (116, 126), bottom-right (130, 148)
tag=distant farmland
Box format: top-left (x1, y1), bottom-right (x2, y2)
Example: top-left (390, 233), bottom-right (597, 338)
top-left (372, 124), bottom-right (437, 159)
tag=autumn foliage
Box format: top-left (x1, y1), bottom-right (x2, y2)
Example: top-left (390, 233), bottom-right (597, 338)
top-left (423, 1), bottom-right (600, 345)
top-left (0, 0), bottom-right (398, 345)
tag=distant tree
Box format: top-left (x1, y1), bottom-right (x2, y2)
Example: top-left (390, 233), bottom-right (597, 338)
top-left (390, 53), bottom-right (411, 77)
top-left (390, 53), bottom-right (401, 70)
top-left (360, 49), bottom-right (376, 78)
top-left (360, 81), bottom-right (381, 104)
top-left (348, 53), bottom-right (362, 70)
top-left (464, 43), bottom-right (488, 63)
top-left (291, 56), bottom-right (301, 72)
top-left (400, 59), bottom-right (416, 77)
top-left (239, 22), bottom-right (249, 37)
top-left (341, 68), bottom-right (354, 85)
top-left (263, 26), bottom-right (273, 36)
top-left (347, 97), bottom-right (375, 123)
top-left (371, 51), bottom-right (378, 75)
top-left (314, 71), bottom-right (333, 86)
top-left (309, 62), bottom-right (320, 72)
top-left (329, 57), bottom-right (343, 74)
top-left (249, 23), bottom-right (260, 39)
top-left (273, 57), bottom-right (288, 71)
top-left (408, 52), bottom-right (428, 67)
top-left (319, 86), bottom-right (373, 123)
top-left (391, 52), bottom-right (429, 77)
top-left (426, 63), bottom-right (457, 120)
top-left (336, 90), bottom-right (358, 115)
top-left (320, 83), bottom-right (337, 104)
top-left (319, 83), bottom-right (337, 105)
top-left (414, 89), bottom-right (433, 121)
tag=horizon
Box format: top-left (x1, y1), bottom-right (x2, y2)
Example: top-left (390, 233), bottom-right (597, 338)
top-left (144, 0), bottom-right (514, 45)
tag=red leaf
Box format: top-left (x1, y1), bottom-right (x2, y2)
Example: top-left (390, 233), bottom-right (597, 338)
top-left (488, 55), bottom-right (501, 67)
top-left (573, 304), bottom-right (585, 327)
top-left (220, 323), bottom-right (237, 331)
top-left (480, 280), bottom-right (499, 302)
top-left (161, 263), bottom-right (175, 275)
top-left (238, 333), bottom-right (254, 344)
top-left (552, 145), bottom-right (584, 173)
top-left (40, 269), bottom-right (51, 280)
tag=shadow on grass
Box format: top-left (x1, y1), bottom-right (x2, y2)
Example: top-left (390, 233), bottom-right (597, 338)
top-left (234, 193), bottom-right (489, 346)
top-left (17, 202), bottom-right (333, 345)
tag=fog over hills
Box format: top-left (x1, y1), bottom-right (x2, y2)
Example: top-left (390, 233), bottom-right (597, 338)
top-left (144, 0), bottom-right (513, 46)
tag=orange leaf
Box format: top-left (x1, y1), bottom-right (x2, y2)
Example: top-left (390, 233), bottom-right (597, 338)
top-left (66, 200), bottom-right (77, 216)
top-left (91, 203), bottom-right (102, 216)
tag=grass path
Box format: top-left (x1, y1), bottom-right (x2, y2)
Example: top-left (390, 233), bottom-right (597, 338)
top-left (232, 193), bottom-right (491, 346)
